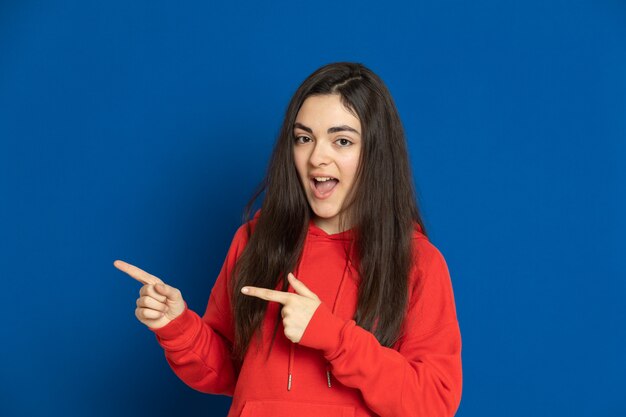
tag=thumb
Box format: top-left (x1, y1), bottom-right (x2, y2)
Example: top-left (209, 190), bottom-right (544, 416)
top-left (154, 283), bottom-right (183, 302)
top-left (288, 273), bottom-right (318, 300)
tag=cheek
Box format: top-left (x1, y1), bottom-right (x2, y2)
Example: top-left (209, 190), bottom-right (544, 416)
top-left (293, 152), bottom-right (308, 181)
top-left (341, 154), bottom-right (361, 183)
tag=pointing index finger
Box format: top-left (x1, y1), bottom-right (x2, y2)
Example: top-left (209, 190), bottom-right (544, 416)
top-left (113, 259), bottom-right (163, 286)
top-left (241, 286), bottom-right (291, 305)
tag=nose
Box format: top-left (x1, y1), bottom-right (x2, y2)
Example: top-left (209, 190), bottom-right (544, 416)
top-left (309, 139), bottom-right (331, 167)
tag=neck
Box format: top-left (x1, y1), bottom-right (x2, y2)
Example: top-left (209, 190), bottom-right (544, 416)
top-left (313, 216), bottom-right (352, 235)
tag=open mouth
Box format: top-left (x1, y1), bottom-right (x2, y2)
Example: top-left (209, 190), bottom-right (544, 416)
top-left (310, 176), bottom-right (339, 198)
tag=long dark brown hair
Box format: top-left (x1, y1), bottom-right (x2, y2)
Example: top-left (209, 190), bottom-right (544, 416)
top-left (229, 62), bottom-right (427, 361)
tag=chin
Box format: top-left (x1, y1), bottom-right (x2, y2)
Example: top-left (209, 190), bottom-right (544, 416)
top-left (310, 206), bottom-right (339, 219)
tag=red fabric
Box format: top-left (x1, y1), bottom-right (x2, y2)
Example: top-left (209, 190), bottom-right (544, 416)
top-left (151, 211), bottom-right (462, 417)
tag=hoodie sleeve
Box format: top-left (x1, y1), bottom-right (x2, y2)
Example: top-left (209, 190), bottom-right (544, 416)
top-left (148, 224), bottom-right (250, 396)
top-left (299, 239), bottom-right (462, 417)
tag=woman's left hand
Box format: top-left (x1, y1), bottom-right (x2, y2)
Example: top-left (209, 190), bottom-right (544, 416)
top-left (241, 273), bottom-right (321, 343)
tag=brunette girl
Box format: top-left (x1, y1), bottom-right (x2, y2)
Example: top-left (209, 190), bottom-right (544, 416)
top-left (115, 62), bottom-right (462, 417)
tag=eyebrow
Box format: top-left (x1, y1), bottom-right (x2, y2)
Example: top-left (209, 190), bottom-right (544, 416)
top-left (294, 122), bottom-right (360, 135)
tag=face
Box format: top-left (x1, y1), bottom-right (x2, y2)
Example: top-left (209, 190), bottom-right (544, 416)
top-left (293, 94), bottom-right (362, 234)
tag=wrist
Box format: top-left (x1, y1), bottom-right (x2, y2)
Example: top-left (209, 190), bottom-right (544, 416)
top-left (299, 302), bottom-right (350, 358)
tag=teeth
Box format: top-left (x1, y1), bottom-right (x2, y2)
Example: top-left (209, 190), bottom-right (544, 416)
top-left (314, 177), bottom-right (335, 182)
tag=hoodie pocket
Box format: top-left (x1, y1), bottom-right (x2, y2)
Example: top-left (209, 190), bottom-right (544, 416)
top-left (239, 400), bottom-right (355, 417)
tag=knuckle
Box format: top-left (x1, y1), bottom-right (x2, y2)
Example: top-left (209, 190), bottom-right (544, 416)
top-left (284, 328), bottom-right (296, 341)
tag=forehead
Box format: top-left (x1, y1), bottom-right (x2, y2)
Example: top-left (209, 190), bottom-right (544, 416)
top-left (295, 94), bottom-right (361, 131)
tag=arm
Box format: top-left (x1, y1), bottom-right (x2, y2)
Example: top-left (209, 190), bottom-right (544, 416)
top-left (299, 241), bottom-right (462, 417)
top-left (150, 224), bottom-right (250, 396)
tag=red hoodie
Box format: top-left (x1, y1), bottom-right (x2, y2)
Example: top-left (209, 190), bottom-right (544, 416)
top-left (150, 211), bottom-right (462, 417)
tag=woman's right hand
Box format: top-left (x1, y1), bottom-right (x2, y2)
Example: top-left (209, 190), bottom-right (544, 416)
top-left (114, 260), bottom-right (186, 329)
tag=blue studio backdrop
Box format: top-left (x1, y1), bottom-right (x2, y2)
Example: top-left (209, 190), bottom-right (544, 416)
top-left (1, 1), bottom-right (624, 416)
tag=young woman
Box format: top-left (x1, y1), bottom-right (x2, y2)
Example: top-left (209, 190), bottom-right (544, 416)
top-left (115, 62), bottom-right (462, 417)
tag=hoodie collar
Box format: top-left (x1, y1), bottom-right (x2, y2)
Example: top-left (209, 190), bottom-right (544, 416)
top-left (252, 210), bottom-right (422, 238)
top-left (307, 218), bottom-right (356, 241)
top-left (307, 217), bottom-right (423, 239)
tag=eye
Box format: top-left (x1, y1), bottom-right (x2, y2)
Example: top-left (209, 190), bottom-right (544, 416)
top-left (335, 138), bottom-right (353, 147)
top-left (294, 135), bottom-right (312, 144)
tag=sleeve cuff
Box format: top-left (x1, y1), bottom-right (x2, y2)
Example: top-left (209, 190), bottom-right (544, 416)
top-left (149, 304), bottom-right (201, 351)
top-left (299, 302), bottom-right (351, 357)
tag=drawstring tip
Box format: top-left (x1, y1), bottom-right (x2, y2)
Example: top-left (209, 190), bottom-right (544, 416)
top-left (326, 370), bottom-right (332, 388)
top-left (287, 373), bottom-right (292, 391)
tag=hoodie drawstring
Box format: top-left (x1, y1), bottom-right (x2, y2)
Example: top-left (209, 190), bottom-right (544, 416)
top-left (287, 252), bottom-right (352, 391)
top-left (326, 256), bottom-right (352, 389)
top-left (287, 260), bottom-right (303, 391)
top-left (288, 343), bottom-right (295, 390)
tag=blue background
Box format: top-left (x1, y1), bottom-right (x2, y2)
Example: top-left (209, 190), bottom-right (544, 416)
top-left (1, 0), bottom-right (624, 416)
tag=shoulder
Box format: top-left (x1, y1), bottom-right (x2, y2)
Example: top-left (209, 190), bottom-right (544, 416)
top-left (410, 222), bottom-right (447, 271)
top-left (218, 210), bottom-right (262, 268)
top-left (403, 228), bottom-right (459, 336)
top-left (409, 220), bottom-right (448, 267)
top-left (411, 233), bottom-right (447, 270)
top-left (229, 209), bottom-right (262, 248)
top-left (408, 227), bottom-right (454, 303)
